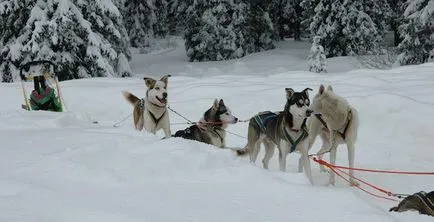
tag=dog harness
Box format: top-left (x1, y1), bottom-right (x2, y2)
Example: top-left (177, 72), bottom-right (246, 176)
top-left (414, 191), bottom-right (434, 215)
top-left (253, 111), bottom-right (307, 153)
top-left (138, 98), bottom-right (166, 126)
top-left (253, 111), bottom-right (279, 132)
top-left (282, 124), bottom-right (308, 153)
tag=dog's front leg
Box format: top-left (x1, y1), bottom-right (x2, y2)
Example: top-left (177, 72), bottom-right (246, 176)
top-left (328, 137), bottom-right (338, 186)
top-left (163, 125), bottom-right (171, 139)
top-left (278, 142), bottom-right (289, 172)
top-left (299, 141), bottom-right (315, 185)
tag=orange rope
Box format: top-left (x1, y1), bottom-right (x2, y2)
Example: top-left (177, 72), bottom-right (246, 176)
top-left (313, 158), bottom-right (434, 175)
top-left (312, 157), bottom-right (399, 202)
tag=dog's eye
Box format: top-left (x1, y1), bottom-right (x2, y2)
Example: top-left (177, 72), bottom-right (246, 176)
top-left (299, 99), bottom-right (304, 105)
top-left (305, 99), bottom-right (309, 104)
top-left (155, 87), bottom-right (160, 90)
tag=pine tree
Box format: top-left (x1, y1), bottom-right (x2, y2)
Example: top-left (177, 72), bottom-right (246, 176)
top-left (244, 0), bottom-right (276, 53)
top-left (398, 0), bottom-right (434, 65)
top-left (270, 0), bottom-right (304, 40)
top-left (300, 0), bottom-right (320, 33)
top-left (154, 0), bottom-right (169, 37)
top-left (309, 0), bottom-right (381, 57)
top-left (167, 0), bottom-right (193, 35)
top-left (388, 0), bottom-right (406, 46)
top-left (122, 0), bottom-right (155, 48)
top-left (0, 0), bottom-right (35, 78)
top-left (1, 0), bottom-right (131, 81)
top-left (184, 0), bottom-right (249, 61)
top-left (342, 0), bottom-right (382, 55)
top-left (2, 62), bottom-right (13, 83)
top-left (308, 36), bottom-right (327, 73)
top-left (363, 0), bottom-right (392, 38)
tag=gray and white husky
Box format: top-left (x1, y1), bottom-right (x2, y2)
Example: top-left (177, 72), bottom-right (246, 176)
top-left (236, 88), bottom-right (315, 185)
top-left (307, 84), bottom-right (359, 186)
top-left (173, 99), bottom-right (238, 148)
top-left (122, 75), bottom-right (172, 138)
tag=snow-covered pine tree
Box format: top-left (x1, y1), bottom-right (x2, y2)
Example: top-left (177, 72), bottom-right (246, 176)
top-left (397, 0), bottom-right (434, 65)
top-left (167, 0), bottom-right (193, 35)
top-left (244, 0), bottom-right (276, 53)
top-left (154, 0), bottom-right (169, 37)
top-left (2, 0), bottom-right (131, 81)
top-left (270, 0), bottom-right (304, 40)
top-left (309, 0), bottom-right (346, 57)
top-left (282, 0), bottom-right (304, 40)
top-left (363, 0), bottom-right (392, 38)
top-left (308, 36), bottom-right (326, 73)
top-left (300, 0), bottom-right (320, 34)
top-left (1, 62), bottom-right (13, 83)
top-left (184, 0), bottom-right (249, 61)
top-left (122, 0), bottom-right (155, 48)
top-left (309, 0), bottom-right (381, 57)
top-left (342, 0), bottom-right (382, 55)
top-left (388, 0), bottom-right (406, 46)
top-left (76, 0), bottom-right (131, 78)
top-left (0, 0), bottom-right (35, 79)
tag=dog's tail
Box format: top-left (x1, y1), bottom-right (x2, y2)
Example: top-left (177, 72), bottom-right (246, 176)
top-left (122, 91), bottom-right (140, 106)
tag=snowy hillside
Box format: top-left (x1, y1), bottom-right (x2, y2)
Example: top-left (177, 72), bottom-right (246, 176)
top-left (1, 55), bottom-right (434, 221)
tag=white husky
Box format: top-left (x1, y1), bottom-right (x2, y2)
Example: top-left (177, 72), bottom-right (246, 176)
top-left (307, 84), bottom-right (359, 186)
top-left (122, 75), bottom-right (172, 138)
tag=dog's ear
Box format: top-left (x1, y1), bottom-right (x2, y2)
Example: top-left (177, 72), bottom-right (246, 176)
top-left (144, 77), bottom-right (156, 88)
top-left (219, 99), bottom-right (225, 107)
top-left (212, 98), bottom-right (219, 110)
top-left (303, 88), bottom-right (313, 96)
top-left (160, 74), bottom-right (171, 86)
top-left (285, 88), bottom-right (294, 99)
top-left (327, 85), bottom-right (333, 92)
top-left (319, 84), bottom-right (325, 95)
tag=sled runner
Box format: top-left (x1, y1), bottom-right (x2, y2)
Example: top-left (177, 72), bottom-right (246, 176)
top-left (19, 60), bottom-right (63, 112)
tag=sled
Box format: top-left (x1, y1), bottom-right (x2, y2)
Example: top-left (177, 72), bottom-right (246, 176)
top-left (19, 60), bottom-right (63, 112)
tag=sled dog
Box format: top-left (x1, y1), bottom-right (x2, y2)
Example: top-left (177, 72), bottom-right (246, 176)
top-left (173, 99), bottom-right (238, 148)
top-left (389, 191), bottom-right (434, 217)
top-left (307, 84), bottom-right (359, 186)
top-left (122, 75), bottom-right (171, 138)
top-left (236, 88), bottom-right (315, 185)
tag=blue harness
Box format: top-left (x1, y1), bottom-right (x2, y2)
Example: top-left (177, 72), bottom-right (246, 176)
top-left (253, 111), bottom-right (307, 153)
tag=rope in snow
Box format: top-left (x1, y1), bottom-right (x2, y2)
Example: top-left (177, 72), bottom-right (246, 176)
top-left (113, 113), bottom-right (133, 127)
top-left (312, 158), bottom-right (434, 175)
top-left (311, 157), bottom-right (418, 201)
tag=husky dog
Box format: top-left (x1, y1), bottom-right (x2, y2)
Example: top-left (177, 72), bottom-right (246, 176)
top-left (122, 75), bottom-right (171, 138)
top-left (236, 88), bottom-right (315, 185)
top-left (173, 99), bottom-right (238, 148)
top-left (389, 191), bottom-right (434, 217)
top-left (307, 84), bottom-right (359, 186)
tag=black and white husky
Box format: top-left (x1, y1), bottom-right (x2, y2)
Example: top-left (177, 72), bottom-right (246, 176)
top-left (236, 88), bottom-right (315, 185)
top-left (173, 99), bottom-right (238, 148)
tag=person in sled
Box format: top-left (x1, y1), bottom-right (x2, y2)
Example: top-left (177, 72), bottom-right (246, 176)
top-left (28, 75), bottom-right (62, 112)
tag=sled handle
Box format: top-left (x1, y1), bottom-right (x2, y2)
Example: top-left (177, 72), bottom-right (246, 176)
top-left (20, 60), bottom-right (57, 80)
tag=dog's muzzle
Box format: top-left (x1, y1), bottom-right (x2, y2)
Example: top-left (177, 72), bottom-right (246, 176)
top-left (306, 109), bottom-right (313, 117)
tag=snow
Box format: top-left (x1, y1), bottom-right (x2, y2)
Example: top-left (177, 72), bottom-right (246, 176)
top-left (1, 39), bottom-right (434, 221)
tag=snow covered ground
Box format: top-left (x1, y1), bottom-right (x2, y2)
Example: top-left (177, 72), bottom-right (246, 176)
top-left (1, 40), bottom-right (434, 221)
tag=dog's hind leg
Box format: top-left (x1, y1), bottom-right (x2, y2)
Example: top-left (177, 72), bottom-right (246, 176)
top-left (262, 139), bottom-right (275, 170)
top-left (249, 140), bottom-right (261, 164)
